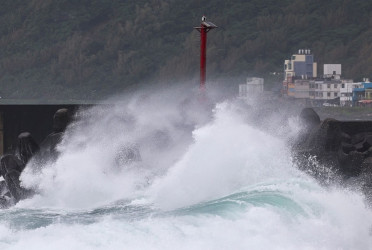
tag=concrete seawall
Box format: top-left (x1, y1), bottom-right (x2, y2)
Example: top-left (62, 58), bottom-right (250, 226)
top-left (294, 108), bottom-right (372, 200)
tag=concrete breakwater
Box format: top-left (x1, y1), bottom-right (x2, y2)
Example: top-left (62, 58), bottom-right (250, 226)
top-left (294, 108), bottom-right (372, 199)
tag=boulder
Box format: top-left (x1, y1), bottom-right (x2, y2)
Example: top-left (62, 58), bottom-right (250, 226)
top-left (299, 107), bottom-right (321, 128)
top-left (294, 108), bottom-right (372, 201)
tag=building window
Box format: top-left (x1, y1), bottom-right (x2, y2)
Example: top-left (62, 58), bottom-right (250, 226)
top-left (327, 84), bottom-right (330, 88)
top-left (342, 84), bottom-right (345, 88)
top-left (334, 92), bottom-right (338, 97)
top-left (327, 92), bottom-right (331, 97)
top-left (334, 84), bottom-right (337, 88)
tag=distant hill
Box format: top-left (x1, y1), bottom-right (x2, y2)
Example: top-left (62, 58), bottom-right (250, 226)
top-left (1, 0), bottom-right (372, 99)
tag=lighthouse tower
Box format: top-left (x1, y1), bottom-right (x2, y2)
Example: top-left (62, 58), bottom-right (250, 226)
top-left (194, 16), bottom-right (217, 91)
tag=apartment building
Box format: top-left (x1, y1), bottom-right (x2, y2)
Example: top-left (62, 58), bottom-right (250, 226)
top-left (309, 79), bottom-right (341, 104)
top-left (289, 79), bottom-right (310, 99)
top-left (283, 49), bottom-right (317, 96)
top-left (280, 50), bottom-right (371, 107)
top-left (284, 49), bottom-right (317, 80)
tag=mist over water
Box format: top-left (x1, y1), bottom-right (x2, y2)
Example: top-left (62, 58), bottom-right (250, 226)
top-left (1, 85), bottom-right (372, 249)
top-left (21, 86), bottom-right (211, 209)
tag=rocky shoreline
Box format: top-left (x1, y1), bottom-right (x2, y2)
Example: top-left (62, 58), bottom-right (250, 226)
top-left (293, 108), bottom-right (372, 200)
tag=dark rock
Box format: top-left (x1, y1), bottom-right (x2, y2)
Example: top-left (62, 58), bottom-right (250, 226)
top-left (351, 132), bottom-right (372, 145)
top-left (0, 180), bottom-right (9, 196)
top-left (360, 157), bottom-right (372, 203)
top-left (363, 135), bottom-right (372, 149)
top-left (338, 150), bottom-right (365, 176)
top-left (341, 142), bottom-right (355, 154)
top-left (0, 155), bottom-right (30, 202)
top-left (38, 108), bottom-right (72, 162)
top-left (361, 157), bottom-right (372, 184)
top-left (17, 132), bottom-right (39, 165)
top-left (39, 132), bottom-right (63, 161)
top-left (53, 108), bottom-right (71, 133)
top-left (0, 109), bottom-right (73, 208)
top-left (0, 132), bottom-right (38, 205)
top-left (355, 140), bottom-right (368, 152)
top-left (296, 118), bottom-right (342, 155)
top-left (294, 108), bottom-right (372, 203)
top-left (340, 132), bottom-right (352, 144)
top-left (299, 108), bottom-right (320, 128)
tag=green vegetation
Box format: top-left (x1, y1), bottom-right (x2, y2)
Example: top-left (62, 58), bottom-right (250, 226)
top-left (1, 0), bottom-right (372, 99)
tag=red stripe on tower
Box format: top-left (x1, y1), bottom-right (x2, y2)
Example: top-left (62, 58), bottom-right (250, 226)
top-left (194, 16), bottom-right (217, 91)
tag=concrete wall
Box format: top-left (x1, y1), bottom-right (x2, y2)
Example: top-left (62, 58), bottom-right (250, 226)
top-left (0, 105), bottom-right (80, 154)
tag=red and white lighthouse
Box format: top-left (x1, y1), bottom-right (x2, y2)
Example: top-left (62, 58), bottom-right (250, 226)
top-left (194, 16), bottom-right (217, 91)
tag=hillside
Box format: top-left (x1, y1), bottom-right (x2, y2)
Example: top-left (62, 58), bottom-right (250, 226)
top-left (1, 0), bottom-right (372, 99)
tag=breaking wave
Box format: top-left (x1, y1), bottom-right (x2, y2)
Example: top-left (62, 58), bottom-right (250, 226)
top-left (0, 86), bottom-right (370, 249)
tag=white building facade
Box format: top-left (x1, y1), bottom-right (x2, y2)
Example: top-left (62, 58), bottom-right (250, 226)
top-left (309, 80), bottom-right (341, 105)
top-left (340, 81), bottom-right (359, 106)
top-left (239, 77), bottom-right (264, 99)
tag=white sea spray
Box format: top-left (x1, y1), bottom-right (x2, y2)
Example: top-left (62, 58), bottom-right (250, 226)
top-left (0, 85), bottom-right (370, 249)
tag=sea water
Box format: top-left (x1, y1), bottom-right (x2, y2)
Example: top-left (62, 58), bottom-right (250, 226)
top-left (0, 87), bottom-right (371, 250)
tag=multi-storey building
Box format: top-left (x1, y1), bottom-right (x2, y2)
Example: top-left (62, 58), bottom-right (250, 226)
top-left (283, 49), bottom-right (317, 96)
top-left (280, 50), bottom-right (372, 107)
top-left (309, 64), bottom-right (343, 103)
top-left (284, 49), bottom-right (317, 80)
top-left (309, 79), bottom-right (341, 105)
top-left (290, 79), bottom-right (310, 99)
